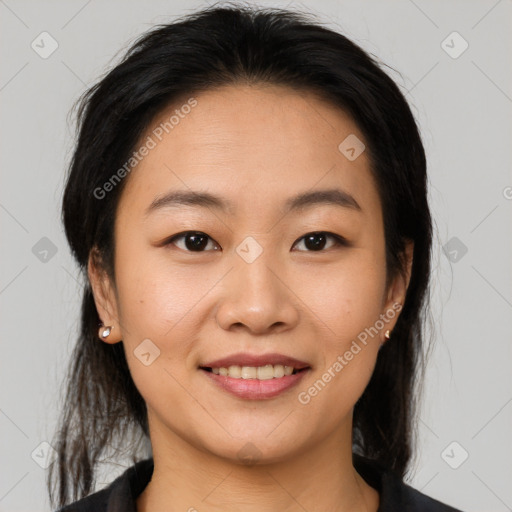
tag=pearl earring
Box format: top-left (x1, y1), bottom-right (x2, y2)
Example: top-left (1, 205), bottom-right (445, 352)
top-left (99, 325), bottom-right (113, 339)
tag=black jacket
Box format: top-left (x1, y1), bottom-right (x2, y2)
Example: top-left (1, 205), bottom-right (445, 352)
top-left (56, 454), bottom-right (464, 511)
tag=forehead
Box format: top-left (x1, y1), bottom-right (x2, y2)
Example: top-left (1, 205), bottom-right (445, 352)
top-left (117, 84), bottom-right (380, 221)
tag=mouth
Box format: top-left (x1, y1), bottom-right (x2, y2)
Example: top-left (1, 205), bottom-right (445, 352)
top-left (199, 352), bottom-right (311, 379)
top-left (199, 364), bottom-right (308, 379)
top-left (199, 366), bottom-right (310, 400)
top-left (198, 353), bottom-right (311, 400)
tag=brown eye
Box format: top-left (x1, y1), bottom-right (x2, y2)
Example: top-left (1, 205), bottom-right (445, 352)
top-left (293, 232), bottom-right (347, 252)
top-left (166, 231), bottom-right (220, 252)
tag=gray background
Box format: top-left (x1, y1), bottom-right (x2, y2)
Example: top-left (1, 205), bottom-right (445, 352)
top-left (1, 0), bottom-right (511, 510)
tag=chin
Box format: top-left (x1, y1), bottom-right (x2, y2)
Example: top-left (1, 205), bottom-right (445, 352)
top-left (196, 428), bottom-right (307, 467)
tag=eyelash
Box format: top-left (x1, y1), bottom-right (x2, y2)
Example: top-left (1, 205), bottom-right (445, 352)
top-left (163, 231), bottom-right (348, 252)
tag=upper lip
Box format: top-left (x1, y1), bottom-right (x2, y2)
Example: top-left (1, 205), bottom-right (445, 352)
top-left (200, 352), bottom-right (311, 370)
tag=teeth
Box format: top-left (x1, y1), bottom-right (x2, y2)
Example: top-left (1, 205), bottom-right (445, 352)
top-left (209, 364), bottom-right (298, 379)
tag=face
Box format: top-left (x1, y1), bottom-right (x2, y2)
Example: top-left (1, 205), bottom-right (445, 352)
top-left (89, 84), bottom-right (412, 464)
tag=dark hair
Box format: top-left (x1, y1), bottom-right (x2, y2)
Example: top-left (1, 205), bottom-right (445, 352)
top-left (48, 3), bottom-right (433, 509)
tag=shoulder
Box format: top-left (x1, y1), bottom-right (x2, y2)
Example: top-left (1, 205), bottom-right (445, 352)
top-left (383, 472), bottom-right (465, 511)
top-left (55, 487), bottom-right (110, 512)
top-left (353, 454), bottom-right (465, 512)
top-left (54, 458), bottom-right (154, 512)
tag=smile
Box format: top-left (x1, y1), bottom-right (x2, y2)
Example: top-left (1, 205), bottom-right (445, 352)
top-left (199, 365), bottom-right (310, 399)
top-left (202, 364), bottom-right (301, 379)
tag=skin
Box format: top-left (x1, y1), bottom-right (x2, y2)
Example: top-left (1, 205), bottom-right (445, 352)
top-left (89, 83), bottom-right (413, 512)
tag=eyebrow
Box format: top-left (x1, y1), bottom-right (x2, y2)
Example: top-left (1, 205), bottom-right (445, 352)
top-left (144, 188), bottom-right (362, 217)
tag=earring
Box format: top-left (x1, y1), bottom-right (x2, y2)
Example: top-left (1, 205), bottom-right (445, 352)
top-left (99, 325), bottom-right (113, 339)
top-left (384, 329), bottom-right (391, 341)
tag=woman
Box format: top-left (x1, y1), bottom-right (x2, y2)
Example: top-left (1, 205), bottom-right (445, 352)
top-left (48, 4), bottom-right (465, 511)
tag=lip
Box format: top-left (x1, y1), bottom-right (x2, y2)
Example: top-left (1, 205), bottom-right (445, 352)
top-left (200, 352), bottom-right (311, 370)
top-left (200, 367), bottom-right (310, 400)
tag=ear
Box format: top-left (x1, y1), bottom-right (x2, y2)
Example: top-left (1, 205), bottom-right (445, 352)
top-left (87, 247), bottom-right (122, 344)
top-left (382, 239), bottom-right (414, 331)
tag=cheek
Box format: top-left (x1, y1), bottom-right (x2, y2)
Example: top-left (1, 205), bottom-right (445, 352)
top-left (293, 249), bottom-right (387, 340)
top-left (295, 262), bottom-right (384, 421)
top-left (114, 246), bottom-right (210, 334)
top-left (112, 254), bottom-right (210, 416)
top-left (112, 249), bottom-right (226, 392)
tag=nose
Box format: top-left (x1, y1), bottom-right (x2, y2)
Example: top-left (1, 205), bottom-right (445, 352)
top-left (215, 249), bottom-right (300, 335)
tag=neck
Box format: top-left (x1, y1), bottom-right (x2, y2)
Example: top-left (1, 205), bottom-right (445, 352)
top-left (136, 420), bottom-right (379, 512)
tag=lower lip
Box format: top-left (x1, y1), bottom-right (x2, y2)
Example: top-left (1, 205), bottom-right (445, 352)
top-left (200, 368), bottom-right (310, 400)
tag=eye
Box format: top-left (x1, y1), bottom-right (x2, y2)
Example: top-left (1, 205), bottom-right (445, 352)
top-left (165, 231), bottom-right (220, 252)
top-left (163, 230), bottom-right (347, 253)
top-left (292, 231), bottom-right (347, 252)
